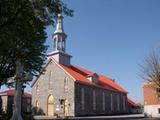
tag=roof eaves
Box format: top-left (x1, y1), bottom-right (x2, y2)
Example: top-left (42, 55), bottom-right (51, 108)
top-left (50, 58), bottom-right (76, 81)
top-left (30, 59), bottom-right (52, 87)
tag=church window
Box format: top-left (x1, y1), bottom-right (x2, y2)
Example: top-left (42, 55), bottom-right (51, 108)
top-left (36, 82), bottom-right (39, 95)
top-left (110, 93), bottom-right (113, 111)
top-left (64, 76), bottom-right (69, 92)
top-left (93, 90), bottom-right (96, 110)
top-left (81, 88), bottom-right (85, 110)
top-left (102, 92), bottom-right (105, 111)
top-left (117, 95), bottom-right (120, 111)
top-left (49, 71), bottom-right (53, 89)
top-left (123, 96), bottom-right (126, 111)
top-left (2, 103), bottom-right (6, 112)
top-left (35, 100), bottom-right (39, 108)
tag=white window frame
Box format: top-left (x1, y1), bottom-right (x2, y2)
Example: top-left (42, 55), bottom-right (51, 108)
top-left (93, 90), bottom-right (96, 110)
top-left (110, 93), bottom-right (113, 111)
top-left (123, 96), bottom-right (126, 111)
top-left (36, 82), bottom-right (39, 95)
top-left (81, 88), bottom-right (85, 110)
top-left (64, 76), bottom-right (69, 92)
top-left (49, 71), bottom-right (53, 89)
top-left (102, 92), bottom-right (105, 111)
top-left (117, 95), bottom-right (120, 111)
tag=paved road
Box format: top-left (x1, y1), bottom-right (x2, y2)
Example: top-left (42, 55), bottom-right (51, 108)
top-left (34, 114), bottom-right (160, 120)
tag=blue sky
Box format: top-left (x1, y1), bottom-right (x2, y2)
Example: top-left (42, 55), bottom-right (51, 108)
top-left (46, 0), bottom-right (160, 103)
top-left (1, 0), bottom-right (160, 104)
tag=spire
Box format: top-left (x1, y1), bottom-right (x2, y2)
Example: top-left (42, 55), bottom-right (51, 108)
top-left (53, 14), bottom-right (67, 52)
top-left (48, 14), bottom-right (72, 66)
top-left (54, 14), bottom-right (65, 34)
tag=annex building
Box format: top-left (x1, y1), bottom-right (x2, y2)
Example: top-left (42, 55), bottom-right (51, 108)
top-left (0, 90), bottom-right (31, 115)
top-left (143, 81), bottom-right (160, 117)
top-left (31, 14), bottom-right (129, 117)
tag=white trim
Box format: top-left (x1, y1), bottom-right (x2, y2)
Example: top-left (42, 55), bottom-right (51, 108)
top-left (31, 57), bottom-right (76, 87)
top-left (50, 58), bottom-right (76, 81)
top-left (111, 93), bottom-right (113, 111)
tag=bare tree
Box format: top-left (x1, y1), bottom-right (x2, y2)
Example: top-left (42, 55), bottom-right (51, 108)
top-left (140, 48), bottom-right (160, 87)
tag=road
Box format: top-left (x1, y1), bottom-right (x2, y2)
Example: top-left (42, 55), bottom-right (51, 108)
top-left (34, 114), bottom-right (160, 120)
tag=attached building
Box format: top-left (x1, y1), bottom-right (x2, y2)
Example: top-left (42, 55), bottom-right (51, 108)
top-left (128, 99), bottom-right (142, 114)
top-left (31, 14), bottom-right (129, 117)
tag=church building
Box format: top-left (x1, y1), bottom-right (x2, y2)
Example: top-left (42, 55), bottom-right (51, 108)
top-left (31, 14), bottom-right (129, 117)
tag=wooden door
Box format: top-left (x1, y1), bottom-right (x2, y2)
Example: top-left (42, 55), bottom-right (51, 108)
top-left (47, 95), bottom-right (54, 116)
top-left (64, 99), bottom-right (69, 116)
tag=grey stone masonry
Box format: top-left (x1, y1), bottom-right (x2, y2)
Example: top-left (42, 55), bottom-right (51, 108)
top-left (32, 60), bottom-right (128, 117)
top-left (32, 60), bottom-right (75, 116)
top-left (74, 82), bottom-right (128, 116)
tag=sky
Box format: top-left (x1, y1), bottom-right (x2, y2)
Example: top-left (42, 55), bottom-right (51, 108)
top-left (1, 0), bottom-right (160, 104)
top-left (46, 0), bottom-right (160, 103)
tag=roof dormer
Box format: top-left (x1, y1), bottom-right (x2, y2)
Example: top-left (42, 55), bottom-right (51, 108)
top-left (87, 73), bottom-right (99, 83)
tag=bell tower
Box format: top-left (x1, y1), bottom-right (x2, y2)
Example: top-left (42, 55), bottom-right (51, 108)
top-left (48, 14), bottom-right (72, 66)
top-left (53, 14), bottom-right (66, 52)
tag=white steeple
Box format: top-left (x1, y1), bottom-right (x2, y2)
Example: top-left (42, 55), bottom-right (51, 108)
top-left (48, 14), bottom-right (72, 66)
top-left (53, 14), bottom-right (67, 52)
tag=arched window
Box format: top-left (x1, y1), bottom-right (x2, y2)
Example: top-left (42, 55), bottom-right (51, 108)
top-left (93, 90), bottom-right (96, 110)
top-left (36, 82), bottom-right (39, 95)
top-left (102, 92), bottom-right (105, 111)
top-left (117, 95), bottom-right (120, 111)
top-left (81, 88), bottom-right (85, 110)
top-left (64, 76), bottom-right (69, 92)
top-left (110, 93), bottom-right (113, 111)
top-left (35, 100), bottom-right (39, 108)
top-left (123, 96), bottom-right (126, 111)
top-left (49, 71), bottom-right (53, 89)
top-left (47, 95), bottom-right (54, 116)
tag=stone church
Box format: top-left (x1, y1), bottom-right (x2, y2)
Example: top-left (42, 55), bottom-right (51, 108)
top-left (31, 14), bottom-right (129, 117)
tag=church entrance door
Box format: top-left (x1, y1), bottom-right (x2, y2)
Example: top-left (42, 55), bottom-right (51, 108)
top-left (64, 99), bottom-right (69, 116)
top-left (47, 95), bottom-right (54, 116)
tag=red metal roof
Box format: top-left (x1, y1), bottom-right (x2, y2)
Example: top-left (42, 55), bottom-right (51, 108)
top-left (98, 75), bottom-right (127, 93)
top-left (0, 89), bottom-right (31, 97)
top-left (128, 99), bottom-right (141, 109)
top-left (60, 64), bottom-right (127, 93)
top-left (31, 58), bottom-right (127, 93)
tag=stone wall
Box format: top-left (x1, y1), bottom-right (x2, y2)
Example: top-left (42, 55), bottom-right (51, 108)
top-left (74, 82), bottom-right (128, 116)
top-left (32, 60), bottom-right (75, 116)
